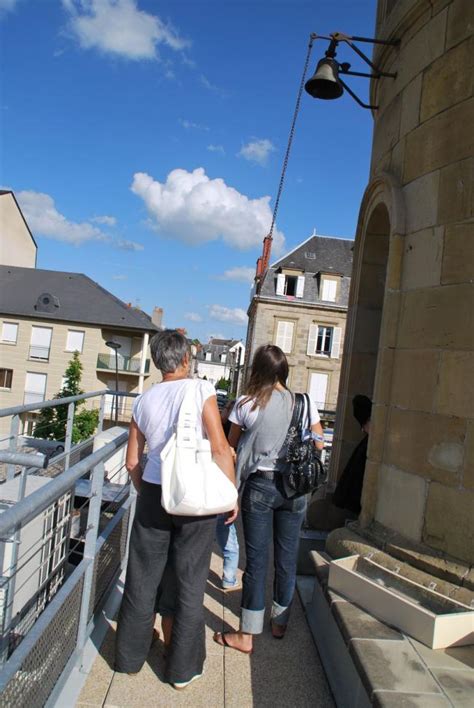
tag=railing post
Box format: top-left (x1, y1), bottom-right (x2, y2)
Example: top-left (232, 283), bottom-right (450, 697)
top-left (75, 461), bottom-right (105, 662)
top-left (98, 394), bottom-right (105, 435)
top-left (6, 414), bottom-right (20, 481)
top-left (64, 402), bottom-right (75, 470)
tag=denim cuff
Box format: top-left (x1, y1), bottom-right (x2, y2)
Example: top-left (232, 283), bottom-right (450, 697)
top-left (240, 607), bottom-right (265, 634)
top-left (271, 600), bottom-right (291, 626)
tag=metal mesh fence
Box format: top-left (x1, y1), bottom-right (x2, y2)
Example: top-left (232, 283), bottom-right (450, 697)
top-left (0, 574), bottom-right (84, 708)
top-left (90, 507), bottom-right (130, 617)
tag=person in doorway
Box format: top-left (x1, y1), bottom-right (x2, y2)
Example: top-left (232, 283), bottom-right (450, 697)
top-left (115, 329), bottom-right (236, 689)
top-left (213, 345), bottom-right (324, 654)
top-left (333, 394), bottom-right (372, 515)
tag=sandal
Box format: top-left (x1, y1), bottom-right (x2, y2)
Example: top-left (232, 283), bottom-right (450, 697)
top-left (213, 632), bottom-right (253, 655)
top-left (271, 621), bottom-right (287, 639)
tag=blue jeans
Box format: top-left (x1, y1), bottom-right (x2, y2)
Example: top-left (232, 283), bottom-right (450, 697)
top-left (240, 474), bottom-right (306, 634)
top-left (215, 515), bottom-right (240, 588)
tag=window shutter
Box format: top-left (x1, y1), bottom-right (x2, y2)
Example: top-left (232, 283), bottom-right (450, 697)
top-left (307, 324), bottom-right (318, 355)
top-left (322, 279), bottom-right (337, 301)
top-left (276, 321), bottom-right (294, 353)
top-left (276, 274), bottom-right (285, 295)
top-left (66, 330), bottom-right (84, 353)
top-left (331, 327), bottom-right (342, 358)
top-left (2, 322), bottom-right (18, 343)
top-left (31, 327), bottom-right (52, 347)
top-left (296, 276), bottom-right (305, 298)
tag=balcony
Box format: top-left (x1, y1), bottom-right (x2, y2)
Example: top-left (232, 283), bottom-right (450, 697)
top-left (96, 353), bottom-right (150, 375)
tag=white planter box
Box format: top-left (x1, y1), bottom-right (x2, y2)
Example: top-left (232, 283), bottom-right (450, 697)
top-left (328, 554), bottom-right (474, 649)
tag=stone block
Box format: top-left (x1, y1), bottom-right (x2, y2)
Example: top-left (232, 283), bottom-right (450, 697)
top-left (424, 483), bottom-right (474, 564)
top-left (401, 227), bottom-right (443, 291)
top-left (438, 158), bottom-right (474, 225)
top-left (371, 95), bottom-right (401, 172)
top-left (464, 421), bottom-right (474, 491)
top-left (358, 262), bottom-right (388, 308)
top-left (373, 691), bottom-right (450, 707)
top-left (332, 600), bottom-right (403, 644)
top-left (400, 74), bottom-right (422, 137)
top-left (395, 8), bottom-right (448, 95)
top-left (373, 348), bottom-right (395, 405)
top-left (431, 668), bottom-right (474, 708)
top-left (441, 222), bottom-right (474, 285)
top-left (410, 637), bottom-right (474, 671)
top-left (390, 349), bottom-right (439, 413)
top-left (421, 37), bottom-right (474, 123)
top-left (404, 98), bottom-right (474, 183)
top-left (446, 0), bottom-right (474, 50)
top-left (375, 466), bottom-right (427, 541)
top-left (349, 638), bottom-right (443, 696)
top-left (379, 291), bottom-right (401, 350)
top-left (367, 405), bottom-right (388, 463)
top-left (386, 233), bottom-right (404, 291)
top-left (397, 284), bottom-right (474, 350)
top-left (403, 171), bottom-right (440, 233)
top-left (385, 408), bottom-right (465, 485)
top-left (435, 351), bottom-right (474, 419)
top-left (359, 460), bottom-right (380, 527)
top-left (389, 137), bottom-right (405, 183)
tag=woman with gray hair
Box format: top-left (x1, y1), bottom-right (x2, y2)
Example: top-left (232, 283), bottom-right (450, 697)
top-left (115, 329), bottom-right (236, 688)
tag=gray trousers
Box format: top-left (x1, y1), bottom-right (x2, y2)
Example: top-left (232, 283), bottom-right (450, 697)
top-left (115, 481), bottom-right (216, 683)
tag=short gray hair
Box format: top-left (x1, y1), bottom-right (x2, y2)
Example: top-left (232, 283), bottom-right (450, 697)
top-left (150, 329), bottom-right (190, 374)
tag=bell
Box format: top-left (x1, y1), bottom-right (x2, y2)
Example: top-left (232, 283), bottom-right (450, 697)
top-left (305, 57), bottom-right (344, 100)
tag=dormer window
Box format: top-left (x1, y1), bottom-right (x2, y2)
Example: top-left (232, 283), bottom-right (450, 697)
top-left (319, 273), bottom-right (341, 302)
top-left (276, 272), bottom-right (305, 298)
top-left (205, 352), bottom-right (212, 361)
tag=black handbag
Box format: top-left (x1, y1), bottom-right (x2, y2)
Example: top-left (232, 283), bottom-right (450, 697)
top-left (279, 393), bottom-right (326, 498)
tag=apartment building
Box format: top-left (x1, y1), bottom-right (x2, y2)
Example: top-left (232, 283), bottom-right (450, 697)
top-left (195, 338), bottom-right (245, 393)
top-left (245, 233), bottom-right (353, 413)
top-left (0, 265), bottom-right (160, 442)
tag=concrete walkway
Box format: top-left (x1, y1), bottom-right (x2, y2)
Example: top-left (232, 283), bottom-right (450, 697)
top-left (77, 545), bottom-right (334, 707)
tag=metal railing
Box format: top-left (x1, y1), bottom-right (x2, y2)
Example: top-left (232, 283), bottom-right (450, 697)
top-left (96, 353), bottom-right (150, 374)
top-left (0, 389), bottom-right (138, 706)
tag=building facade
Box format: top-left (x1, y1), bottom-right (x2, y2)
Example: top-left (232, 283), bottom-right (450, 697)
top-left (195, 338), bottom-right (245, 393)
top-left (330, 0), bottom-right (473, 566)
top-left (0, 266), bottom-right (160, 443)
top-left (245, 234), bottom-right (353, 413)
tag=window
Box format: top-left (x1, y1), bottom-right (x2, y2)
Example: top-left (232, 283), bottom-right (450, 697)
top-left (276, 274), bottom-right (305, 298)
top-left (30, 326), bottom-right (52, 361)
top-left (275, 320), bottom-right (294, 354)
top-left (321, 278), bottom-right (338, 302)
top-left (307, 324), bottom-right (342, 358)
top-left (220, 353), bottom-right (227, 363)
top-left (66, 330), bottom-right (85, 353)
top-left (2, 322), bottom-right (18, 344)
top-left (205, 352), bottom-right (212, 361)
top-left (24, 372), bottom-right (47, 404)
top-left (0, 368), bottom-right (13, 389)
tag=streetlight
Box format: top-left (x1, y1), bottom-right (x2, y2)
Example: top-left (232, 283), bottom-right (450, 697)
top-left (105, 340), bottom-right (121, 424)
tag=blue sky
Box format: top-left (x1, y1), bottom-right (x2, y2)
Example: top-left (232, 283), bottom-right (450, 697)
top-left (1, 0), bottom-right (376, 341)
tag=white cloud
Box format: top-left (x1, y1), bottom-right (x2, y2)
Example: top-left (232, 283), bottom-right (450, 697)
top-left (15, 189), bottom-right (143, 251)
top-left (207, 144), bottom-right (225, 156)
top-left (63, 0), bottom-right (189, 60)
top-left (116, 238), bottom-right (144, 251)
top-left (217, 266), bottom-right (255, 284)
top-left (16, 190), bottom-right (109, 246)
top-left (239, 138), bottom-right (276, 166)
top-left (112, 274), bottom-right (128, 280)
top-left (185, 312), bottom-right (202, 322)
top-left (178, 118), bottom-right (209, 131)
top-left (0, 0), bottom-right (20, 12)
top-left (131, 168), bottom-right (285, 252)
top-left (91, 214), bottom-right (116, 226)
top-left (209, 305), bottom-right (247, 325)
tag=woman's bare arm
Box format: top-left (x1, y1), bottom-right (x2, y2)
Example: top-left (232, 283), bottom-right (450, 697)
top-left (126, 418), bottom-right (146, 492)
top-left (203, 396), bottom-right (236, 486)
top-left (311, 421), bottom-right (325, 451)
top-left (228, 422), bottom-right (242, 450)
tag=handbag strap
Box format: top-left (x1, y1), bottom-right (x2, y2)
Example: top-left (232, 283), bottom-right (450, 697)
top-left (176, 380), bottom-right (199, 448)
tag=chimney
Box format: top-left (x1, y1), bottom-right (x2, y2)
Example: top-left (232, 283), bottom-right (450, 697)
top-left (152, 306), bottom-right (164, 328)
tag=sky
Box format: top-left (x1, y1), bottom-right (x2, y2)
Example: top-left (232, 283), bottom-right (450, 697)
top-left (1, 0), bottom-right (376, 342)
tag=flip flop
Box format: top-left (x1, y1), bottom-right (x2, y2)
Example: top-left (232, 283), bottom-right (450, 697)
top-left (213, 632), bottom-right (253, 655)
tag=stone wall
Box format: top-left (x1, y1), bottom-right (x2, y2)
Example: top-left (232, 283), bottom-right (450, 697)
top-left (333, 0), bottom-right (473, 565)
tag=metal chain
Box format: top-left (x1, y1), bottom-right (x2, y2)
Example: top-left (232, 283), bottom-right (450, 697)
top-left (268, 34), bottom-right (315, 239)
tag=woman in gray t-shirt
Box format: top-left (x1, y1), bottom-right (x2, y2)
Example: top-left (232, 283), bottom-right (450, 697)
top-left (214, 345), bottom-right (324, 653)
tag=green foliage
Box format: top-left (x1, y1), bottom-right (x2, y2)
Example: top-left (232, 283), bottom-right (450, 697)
top-left (33, 351), bottom-right (99, 443)
top-left (216, 377), bottom-right (230, 392)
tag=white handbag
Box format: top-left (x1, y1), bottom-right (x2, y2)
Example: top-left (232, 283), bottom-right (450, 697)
top-left (160, 381), bottom-right (238, 516)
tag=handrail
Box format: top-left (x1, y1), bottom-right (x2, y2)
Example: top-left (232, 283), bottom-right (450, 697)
top-left (0, 389), bottom-right (140, 418)
top-left (0, 431), bottom-right (129, 537)
top-left (0, 451), bottom-right (47, 469)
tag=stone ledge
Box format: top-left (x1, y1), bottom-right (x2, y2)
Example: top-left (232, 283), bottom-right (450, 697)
top-left (299, 571), bottom-right (474, 708)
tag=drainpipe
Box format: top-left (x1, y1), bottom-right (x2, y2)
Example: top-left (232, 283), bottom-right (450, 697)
top-left (138, 332), bottom-right (149, 394)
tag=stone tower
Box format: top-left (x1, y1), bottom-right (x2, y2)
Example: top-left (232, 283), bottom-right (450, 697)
top-left (330, 0), bottom-right (473, 569)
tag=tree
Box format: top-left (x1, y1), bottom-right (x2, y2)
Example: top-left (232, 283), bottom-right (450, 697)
top-left (34, 352), bottom-right (99, 443)
top-left (216, 377), bottom-right (230, 392)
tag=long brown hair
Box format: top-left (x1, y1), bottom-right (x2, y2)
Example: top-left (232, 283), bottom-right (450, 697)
top-left (240, 345), bottom-right (289, 410)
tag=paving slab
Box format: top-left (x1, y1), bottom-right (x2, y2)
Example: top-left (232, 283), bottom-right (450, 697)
top-left (409, 637), bottom-right (474, 671)
top-left (372, 690), bottom-right (451, 707)
top-left (431, 668), bottom-right (474, 708)
top-left (332, 600), bottom-right (403, 643)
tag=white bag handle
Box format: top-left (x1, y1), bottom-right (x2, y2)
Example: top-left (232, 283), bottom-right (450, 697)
top-left (176, 380), bottom-right (199, 448)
